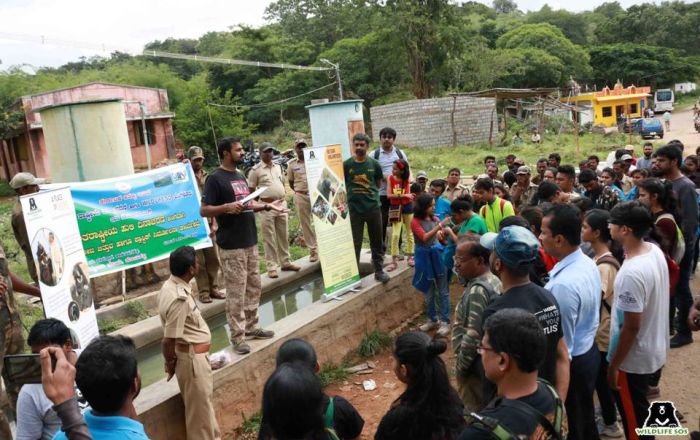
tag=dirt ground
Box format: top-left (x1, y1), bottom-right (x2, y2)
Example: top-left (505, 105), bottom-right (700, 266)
top-left (669, 106), bottom-right (700, 156)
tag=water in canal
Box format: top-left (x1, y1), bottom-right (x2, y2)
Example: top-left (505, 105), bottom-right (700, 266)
top-left (136, 273), bottom-right (325, 387)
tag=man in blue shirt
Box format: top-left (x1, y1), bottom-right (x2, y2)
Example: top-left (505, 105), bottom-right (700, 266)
top-left (540, 204), bottom-right (601, 440)
top-left (53, 335), bottom-right (150, 440)
top-left (428, 179), bottom-right (452, 221)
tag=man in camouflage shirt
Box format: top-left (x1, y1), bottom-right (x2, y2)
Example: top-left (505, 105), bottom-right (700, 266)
top-left (451, 237), bottom-right (501, 411)
top-left (0, 241), bottom-right (41, 438)
top-left (578, 169), bottom-right (621, 211)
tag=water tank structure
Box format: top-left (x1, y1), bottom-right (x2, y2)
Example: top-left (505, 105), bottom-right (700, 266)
top-left (36, 99), bottom-right (135, 182)
top-left (306, 99), bottom-right (365, 159)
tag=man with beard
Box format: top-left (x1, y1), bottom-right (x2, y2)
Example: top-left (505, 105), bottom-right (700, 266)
top-left (654, 144), bottom-right (698, 348)
top-left (370, 127), bottom-right (408, 249)
top-left (344, 133), bottom-right (390, 284)
top-left (200, 137), bottom-right (288, 355)
top-left (636, 142), bottom-right (654, 169)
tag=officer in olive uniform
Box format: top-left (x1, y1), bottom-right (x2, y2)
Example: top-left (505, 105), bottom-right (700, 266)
top-left (10, 172), bottom-right (45, 283)
top-left (158, 246), bottom-right (220, 440)
top-left (0, 242), bottom-right (41, 438)
top-left (188, 146), bottom-right (224, 303)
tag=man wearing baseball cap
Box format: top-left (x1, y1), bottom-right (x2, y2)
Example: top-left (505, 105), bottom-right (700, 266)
top-left (10, 172), bottom-right (45, 283)
top-left (509, 166), bottom-right (538, 211)
top-left (187, 146), bottom-right (224, 303)
top-left (479, 226), bottom-right (569, 406)
top-left (287, 139), bottom-right (318, 263)
top-left (248, 142), bottom-right (300, 278)
top-left (415, 170), bottom-right (429, 191)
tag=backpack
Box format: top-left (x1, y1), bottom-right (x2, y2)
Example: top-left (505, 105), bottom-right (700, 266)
top-left (596, 255), bottom-right (620, 314)
top-left (472, 280), bottom-right (500, 304)
top-left (479, 198), bottom-right (507, 219)
top-left (656, 213), bottom-right (685, 264)
top-left (373, 147), bottom-right (404, 161)
top-left (324, 397), bottom-right (341, 440)
top-left (467, 380), bottom-right (565, 440)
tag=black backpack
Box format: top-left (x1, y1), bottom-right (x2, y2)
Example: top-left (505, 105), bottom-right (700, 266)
top-left (373, 147), bottom-right (405, 161)
top-left (466, 380), bottom-right (565, 440)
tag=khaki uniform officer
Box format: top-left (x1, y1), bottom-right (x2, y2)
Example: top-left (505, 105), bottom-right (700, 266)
top-left (287, 139), bottom-right (318, 263)
top-left (9, 172), bottom-right (45, 283)
top-left (0, 241), bottom-right (41, 438)
top-left (159, 246), bottom-right (220, 440)
top-left (248, 142), bottom-right (300, 278)
top-left (188, 146), bottom-right (224, 303)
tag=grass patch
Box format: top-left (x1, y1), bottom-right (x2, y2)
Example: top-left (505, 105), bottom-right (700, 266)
top-left (97, 299), bottom-right (153, 334)
top-left (404, 131), bottom-right (640, 180)
top-left (125, 300), bottom-right (150, 321)
top-left (318, 362), bottom-right (350, 388)
top-left (97, 317), bottom-right (131, 334)
top-left (0, 199), bottom-right (30, 281)
top-left (241, 412), bottom-right (262, 433)
top-left (17, 299), bottom-right (46, 349)
top-left (0, 182), bottom-right (14, 197)
top-left (357, 330), bottom-right (393, 358)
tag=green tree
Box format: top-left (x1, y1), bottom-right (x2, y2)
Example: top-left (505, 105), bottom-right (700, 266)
top-left (382, 0), bottom-right (462, 98)
top-left (492, 0), bottom-right (518, 14)
top-left (264, 0), bottom-right (383, 51)
top-left (173, 74), bottom-right (253, 162)
top-left (319, 31), bottom-right (409, 104)
top-left (496, 23), bottom-right (591, 85)
top-left (595, 2), bottom-right (700, 56)
top-left (589, 43), bottom-right (698, 87)
top-left (525, 5), bottom-right (591, 45)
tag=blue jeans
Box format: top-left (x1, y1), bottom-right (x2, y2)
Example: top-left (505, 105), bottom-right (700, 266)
top-left (425, 273), bottom-right (450, 323)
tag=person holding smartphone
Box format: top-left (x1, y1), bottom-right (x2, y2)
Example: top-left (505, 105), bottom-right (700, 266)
top-left (16, 318), bottom-right (85, 440)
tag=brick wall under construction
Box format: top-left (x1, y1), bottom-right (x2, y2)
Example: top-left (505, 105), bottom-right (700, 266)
top-left (369, 95), bottom-right (497, 148)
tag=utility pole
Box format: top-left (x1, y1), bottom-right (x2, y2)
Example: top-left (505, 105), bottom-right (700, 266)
top-left (320, 59), bottom-right (343, 101)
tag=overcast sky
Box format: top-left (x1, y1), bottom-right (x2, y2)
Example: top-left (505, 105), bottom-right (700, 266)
top-left (0, 0), bottom-right (675, 71)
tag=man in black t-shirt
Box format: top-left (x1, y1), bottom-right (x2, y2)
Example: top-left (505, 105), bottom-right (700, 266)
top-left (460, 308), bottom-right (568, 439)
top-left (479, 226), bottom-right (570, 406)
top-left (201, 137), bottom-right (289, 355)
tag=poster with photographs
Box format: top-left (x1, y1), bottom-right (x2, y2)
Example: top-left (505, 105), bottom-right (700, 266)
top-left (304, 144), bottom-right (360, 300)
top-left (21, 187), bottom-right (99, 347)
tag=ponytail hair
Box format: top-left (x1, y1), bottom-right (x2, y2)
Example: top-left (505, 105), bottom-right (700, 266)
top-left (451, 195), bottom-right (474, 213)
top-left (392, 332), bottom-right (462, 434)
top-left (584, 209), bottom-right (624, 262)
top-left (637, 178), bottom-right (680, 224)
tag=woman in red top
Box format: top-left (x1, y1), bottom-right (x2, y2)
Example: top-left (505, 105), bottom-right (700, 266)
top-left (386, 159), bottom-right (415, 271)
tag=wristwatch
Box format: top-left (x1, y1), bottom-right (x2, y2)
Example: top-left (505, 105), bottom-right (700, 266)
top-left (264, 204), bottom-right (271, 211)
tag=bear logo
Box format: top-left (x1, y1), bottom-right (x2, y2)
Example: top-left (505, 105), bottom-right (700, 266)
top-left (643, 401), bottom-right (681, 428)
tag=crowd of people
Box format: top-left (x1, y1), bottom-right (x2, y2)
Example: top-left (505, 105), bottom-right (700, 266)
top-left (5, 128), bottom-right (700, 440)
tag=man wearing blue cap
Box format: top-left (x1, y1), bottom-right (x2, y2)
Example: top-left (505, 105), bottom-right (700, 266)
top-left (479, 226), bottom-right (569, 406)
top-left (541, 204), bottom-right (602, 440)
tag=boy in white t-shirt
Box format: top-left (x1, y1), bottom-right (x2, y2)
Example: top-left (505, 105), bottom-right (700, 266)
top-left (607, 201), bottom-right (670, 439)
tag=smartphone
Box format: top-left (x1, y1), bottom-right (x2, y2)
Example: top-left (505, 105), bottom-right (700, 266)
top-left (3, 354), bottom-right (55, 386)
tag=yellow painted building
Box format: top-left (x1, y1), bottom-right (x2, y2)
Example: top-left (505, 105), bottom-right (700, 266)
top-left (564, 82), bottom-right (651, 127)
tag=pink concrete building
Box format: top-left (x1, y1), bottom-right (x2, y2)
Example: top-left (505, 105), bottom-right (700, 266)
top-left (0, 82), bottom-right (176, 182)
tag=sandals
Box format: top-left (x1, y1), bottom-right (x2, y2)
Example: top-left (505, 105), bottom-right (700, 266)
top-left (386, 261), bottom-right (398, 272)
top-left (407, 256), bottom-right (415, 267)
